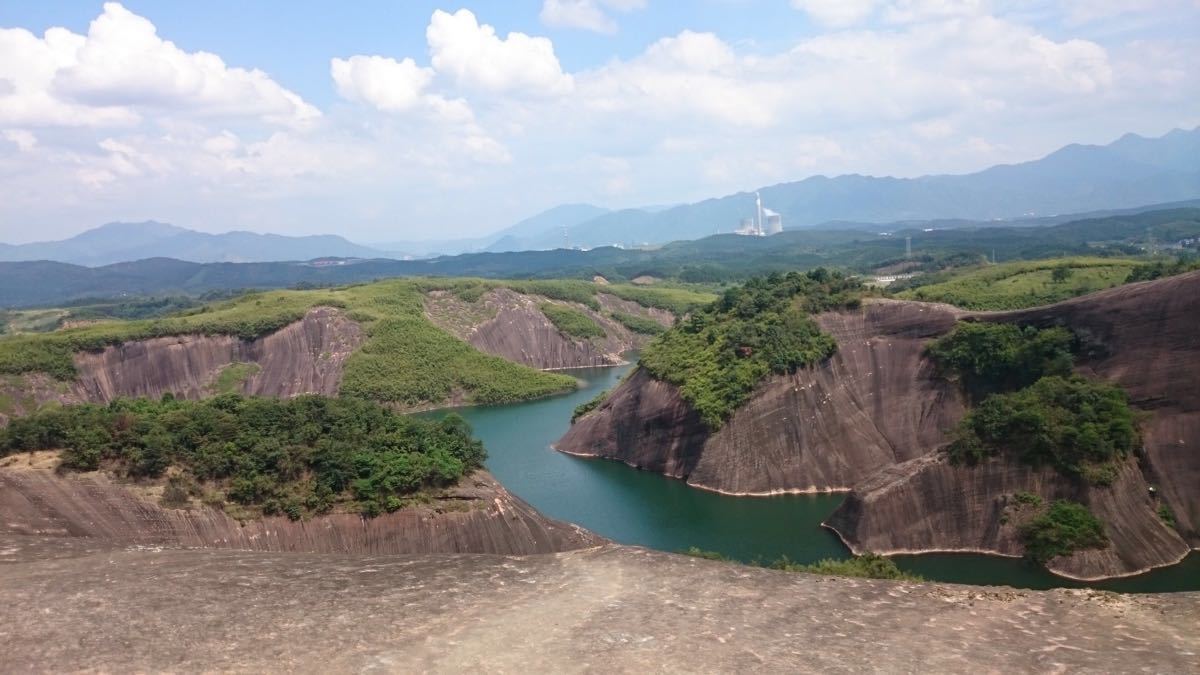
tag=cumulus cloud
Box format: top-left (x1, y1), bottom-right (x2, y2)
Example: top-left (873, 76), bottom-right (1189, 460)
top-left (539, 0), bottom-right (648, 34)
top-left (331, 55), bottom-right (433, 112)
top-left (427, 9), bottom-right (573, 95)
top-left (0, 2), bottom-right (317, 128)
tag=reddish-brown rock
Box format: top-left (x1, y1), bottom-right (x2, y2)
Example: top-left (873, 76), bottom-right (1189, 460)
top-left (0, 466), bottom-right (601, 556)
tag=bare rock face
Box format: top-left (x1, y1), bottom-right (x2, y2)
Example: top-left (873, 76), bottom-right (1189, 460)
top-left (71, 306), bottom-right (362, 402)
top-left (827, 271), bottom-right (1200, 578)
top-left (3, 540), bottom-right (1199, 673)
top-left (558, 300), bottom-right (965, 494)
top-left (425, 288), bottom-right (663, 370)
top-left (980, 271), bottom-right (1200, 546)
top-left (825, 454), bottom-right (1189, 580)
top-left (0, 466), bottom-right (601, 556)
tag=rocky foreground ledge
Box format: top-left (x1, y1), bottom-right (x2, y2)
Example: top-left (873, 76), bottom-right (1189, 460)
top-left (2, 537), bottom-right (1197, 673)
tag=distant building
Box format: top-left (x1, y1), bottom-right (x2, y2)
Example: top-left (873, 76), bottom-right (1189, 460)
top-left (734, 192), bottom-right (783, 236)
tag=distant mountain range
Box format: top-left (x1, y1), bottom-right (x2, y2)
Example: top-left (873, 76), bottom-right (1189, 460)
top-left (0, 221), bottom-right (398, 267)
top-left (4, 128), bottom-right (1197, 265)
top-left (3, 206), bottom-right (1197, 308)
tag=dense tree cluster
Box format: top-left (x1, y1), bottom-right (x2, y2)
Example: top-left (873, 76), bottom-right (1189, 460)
top-left (1020, 500), bottom-right (1108, 563)
top-left (1126, 255), bottom-right (1200, 283)
top-left (927, 322), bottom-right (1074, 399)
top-left (0, 394), bottom-right (486, 519)
top-left (948, 376), bottom-right (1138, 484)
top-left (640, 269), bottom-right (861, 429)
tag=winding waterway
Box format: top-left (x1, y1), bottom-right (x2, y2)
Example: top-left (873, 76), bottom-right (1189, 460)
top-left (421, 361), bottom-right (1199, 592)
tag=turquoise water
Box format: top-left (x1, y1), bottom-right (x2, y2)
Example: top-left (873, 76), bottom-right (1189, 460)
top-left (420, 362), bottom-right (1199, 591)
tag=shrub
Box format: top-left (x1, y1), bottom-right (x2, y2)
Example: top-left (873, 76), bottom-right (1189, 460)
top-left (1012, 491), bottom-right (1043, 507)
top-left (770, 553), bottom-right (923, 581)
top-left (947, 376), bottom-right (1138, 482)
top-left (1158, 504), bottom-right (1177, 528)
top-left (0, 395), bottom-right (487, 519)
top-left (927, 322), bottom-right (1074, 399)
top-left (539, 303), bottom-right (605, 339)
top-left (640, 270), bottom-right (859, 429)
top-left (1020, 500), bottom-right (1107, 563)
top-left (610, 311), bottom-right (667, 335)
top-left (571, 389), bottom-right (609, 423)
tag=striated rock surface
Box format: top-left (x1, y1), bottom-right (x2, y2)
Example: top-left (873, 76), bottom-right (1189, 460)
top-left (73, 306), bottom-right (362, 401)
top-left (0, 307), bottom-right (361, 422)
top-left (558, 300), bottom-right (965, 494)
top-left (0, 465), bottom-right (601, 556)
top-left (2, 539), bottom-right (1198, 673)
top-left (425, 288), bottom-right (663, 370)
top-left (825, 454), bottom-right (1189, 580)
top-left (827, 271), bottom-right (1200, 578)
top-left (980, 271), bottom-right (1200, 546)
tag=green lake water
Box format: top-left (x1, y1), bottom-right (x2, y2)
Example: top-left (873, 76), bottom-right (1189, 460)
top-left (421, 361), bottom-right (1199, 592)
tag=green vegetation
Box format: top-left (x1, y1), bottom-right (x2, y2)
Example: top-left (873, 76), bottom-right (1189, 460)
top-left (539, 303), bottom-right (605, 339)
top-left (897, 257), bottom-right (1140, 310)
top-left (927, 322), bottom-right (1074, 399)
top-left (0, 394), bottom-right (486, 519)
top-left (947, 376), bottom-right (1139, 483)
top-left (0, 289), bottom-right (340, 380)
top-left (641, 270), bottom-right (861, 429)
top-left (609, 311), bottom-right (666, 336)
top-left (603, 284), bottom-right (716, 315)
top-left (1013, 491), bottom-right (1043, 507)
top-left (1020, 500), bottom-right (1108, 563)
top-left (571, 389), bottom-right (609, 423)
top-left (210, 362), bottom-right (261, 394)
top-left (1157, 503), bottom-right (1176, 528)
top-left (769, 554), bottom-right (923, 581)
top-left (1126, 255), bottom-right (1200, 283)
top-left (680, 548), bottom-right (922, 581)
top-left (0, 279), bottom-right (583, 408)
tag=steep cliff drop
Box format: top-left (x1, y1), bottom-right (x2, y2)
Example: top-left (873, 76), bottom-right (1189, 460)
top-left (0, 306), bottom-right (362, 423)
top-left (557, 300), bottom-right (965, 494)
top-left (828, 271), bottom-right (1200, 579)
top-left (425, 289), bottom-right (669, 370)
top-left (0, 459), bottom-right (601, 556)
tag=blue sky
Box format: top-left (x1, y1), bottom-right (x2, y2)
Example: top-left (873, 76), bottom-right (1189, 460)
top-left (1, 1), bottom-right (1197, 243)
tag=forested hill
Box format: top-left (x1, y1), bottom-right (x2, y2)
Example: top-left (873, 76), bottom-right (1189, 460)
top-left (2, 207), bottom-right (1197, 308)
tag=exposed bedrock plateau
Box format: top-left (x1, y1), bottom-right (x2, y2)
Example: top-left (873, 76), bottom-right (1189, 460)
top-left (560, 272), bottom-right (1200, 579)
top-left (2, 539), bottom-right (1198, 673)
top-left (0, 463), bottom-right (601, 556)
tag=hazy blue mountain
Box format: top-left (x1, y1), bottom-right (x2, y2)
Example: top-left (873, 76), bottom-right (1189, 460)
top-left (534, 127), bottom-right (1200, 249)
top-left (484, 203), bottom-right (611, 252)
top-left (0, 221), bottom-right (395, 266)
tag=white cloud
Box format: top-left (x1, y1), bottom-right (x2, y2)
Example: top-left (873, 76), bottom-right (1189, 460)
top-left (791, 0), bottom-right (880, 26)
top-left (427, 9), bottom-right (573, 95)
top-left (331, 55), bottom-right (434, 112)
top-left (0, 2), bottom-right (317, 129)
top-left (2, 129), bottom-right (37, 151)
top-left (539, 0), bottom-right (648, 34)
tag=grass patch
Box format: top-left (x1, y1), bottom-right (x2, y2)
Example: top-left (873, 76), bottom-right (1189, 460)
top-left (571, 389), bottom-right (609, 423)
top-left (539, 303), bottom-right (605, 340)
top-left (640, 270), bottom-right (861, 429)
top-left (609, 311), bottom-right (666, 335)
top-left (680, 548), bottom-right (921, 581)
top-left (604, 284), bottom-right (716, 315)
top-left (1021, 500), bottom-right (1108, 563)
top-left (1, 394), bottom-right (486, 519)
top-left (210, 362), bottom-right (261, 394)
top-left (897, 257), bottom-right (1140, 310)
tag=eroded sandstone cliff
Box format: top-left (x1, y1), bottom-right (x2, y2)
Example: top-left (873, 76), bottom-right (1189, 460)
top-left (425, 289), bottom-right (668, 370)
top-left (0, 463), bottom-right (601, 556)
top-left (0, 307), bottom-right (361, 423)
top-left (561, 272), bottom-right (1200, 578)
top-left (558, 300), bottom-right (965, 494)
